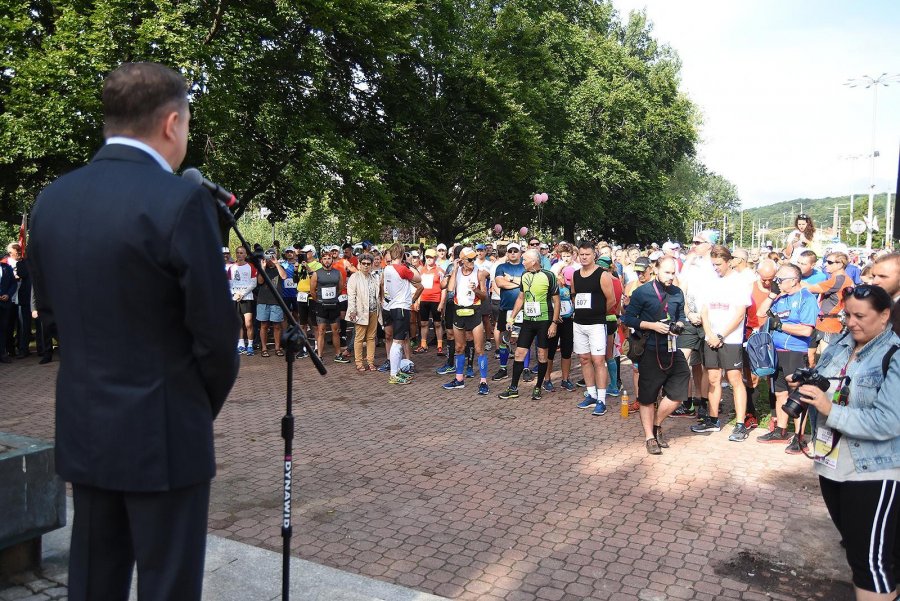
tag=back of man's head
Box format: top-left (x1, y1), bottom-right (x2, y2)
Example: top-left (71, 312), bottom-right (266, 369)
top-left (103, 62), bottom-right (188, 138)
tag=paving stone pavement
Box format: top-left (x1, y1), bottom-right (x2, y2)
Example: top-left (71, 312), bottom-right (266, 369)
top-left (1, 344), bottom-right (855, 600)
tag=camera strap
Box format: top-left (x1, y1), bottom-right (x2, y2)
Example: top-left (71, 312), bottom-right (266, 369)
top-left (810, 359), bottom-right (852, 461)
top-left (651, 281), bottom-right (674, 370)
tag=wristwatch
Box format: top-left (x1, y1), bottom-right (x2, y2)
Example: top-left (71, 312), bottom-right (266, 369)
top-left (716, 334), bottom-right (724, 343)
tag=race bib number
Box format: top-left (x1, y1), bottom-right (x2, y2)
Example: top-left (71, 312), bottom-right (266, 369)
top-left (524, 301), bottom-right (541, 317)
top-left (297, 292), bottom-right (309, 302)
top-left (338, 294), bottom-right (348, 302)
top-left (575, 293), bottom-right (592, 310)
top-left (507, 310), bottom-right (524, 324)
top-left (560, 300), bottom-right (573, 315)
top-left (283, 279), bottom-right (297, 289)
top-left (321, 286), bottom-right (337, 300)
top-left (422, 274), bottom-right (434, 290)
top-left (813, 426), bottom-right (838, 469)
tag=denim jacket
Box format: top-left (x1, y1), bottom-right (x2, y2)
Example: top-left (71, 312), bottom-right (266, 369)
top-left (815, 327), bottom-right (900, 473)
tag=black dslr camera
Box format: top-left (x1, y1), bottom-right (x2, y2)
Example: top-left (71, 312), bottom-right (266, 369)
top-left (669, 322), bottom-right (685, 335)
top-left (783, 367), bottom-right (830, 418)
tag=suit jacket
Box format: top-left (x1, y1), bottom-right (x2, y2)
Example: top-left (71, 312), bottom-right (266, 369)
top-left (30, 143), bottom-right (239, 492)
top-left (0, 262), bottom-right (16, 305)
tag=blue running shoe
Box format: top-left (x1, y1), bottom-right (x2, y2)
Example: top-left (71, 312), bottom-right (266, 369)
top-left (478, 382), bottom-right (489, 395)
top-left (543, 380), bottom-right (555, 393)
top-left (245, 346), bottom-right (255, 356)
top-left (577, 396), bottom-right (597, 409)
top-left (465, 366), bottom-right (475, 379)
top-left (561, 380), bottom-right (576, 392)
top-left (237, 345), bottom-right (246, 355)
top-left (377, 360), bottom-right (391, 372)
top-left (591, 401), bottom-right (607, 416)
top-left (436, 363), bottom-right (455, 375)
top-left (443, 378), bottom-right (465, 390)
top-left (606, 387), bottom-right (620, 397)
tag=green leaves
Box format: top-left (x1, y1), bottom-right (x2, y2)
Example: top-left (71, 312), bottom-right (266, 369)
top-left (1, 0), bottom-right (704, 244)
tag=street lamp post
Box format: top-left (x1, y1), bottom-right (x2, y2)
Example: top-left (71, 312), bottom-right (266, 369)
top-left (845, 73), bottom-right (900, 250)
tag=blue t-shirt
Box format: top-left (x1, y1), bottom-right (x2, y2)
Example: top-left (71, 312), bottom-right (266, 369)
top-left (846, 263), bottom-right (862, 285)
top-left (494, 262), bottom-right (526, 310)
top-left (770, 288), bottom-right (818, 352)
top-left (280, 261), bottom-right (298, 298)
top-left (801, 268), bottom-right (827, 286)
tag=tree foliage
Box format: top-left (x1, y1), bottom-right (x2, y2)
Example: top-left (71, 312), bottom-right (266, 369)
top-left (1, 0), bottom-right (705, 244)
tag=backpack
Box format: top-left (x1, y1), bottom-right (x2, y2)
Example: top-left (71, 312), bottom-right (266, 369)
top-left (746, 319), bottom-right (777, 377)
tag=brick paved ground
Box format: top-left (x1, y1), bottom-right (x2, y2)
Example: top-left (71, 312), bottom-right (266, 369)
top-left (1, 344), bottom-right (854, 601)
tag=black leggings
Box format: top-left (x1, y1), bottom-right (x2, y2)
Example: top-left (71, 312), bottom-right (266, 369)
top-left (820, 476), bottom-right (900, 594)
top-left (547, 318), bottom-right (574, 361)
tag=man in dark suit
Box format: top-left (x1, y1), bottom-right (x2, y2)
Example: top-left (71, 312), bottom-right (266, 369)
top-left (0, 254), bottom-right (16, 363)
top-left (29, 62), bottom-right (239, 601)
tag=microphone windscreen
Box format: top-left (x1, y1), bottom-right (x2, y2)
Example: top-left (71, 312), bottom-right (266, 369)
top-left (182, 167), bottom-right (204, 185)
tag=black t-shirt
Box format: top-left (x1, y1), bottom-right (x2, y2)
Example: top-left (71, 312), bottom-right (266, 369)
top-left (256, 265), bottom-right (282, 305)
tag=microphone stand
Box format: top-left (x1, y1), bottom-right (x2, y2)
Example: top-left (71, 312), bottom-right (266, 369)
top-left (214, 199), bottom-right (326, 601)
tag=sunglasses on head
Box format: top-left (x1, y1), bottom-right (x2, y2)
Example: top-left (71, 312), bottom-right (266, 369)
top-left (797, 214), bottom-right (809, 220)
top-left (842, 285), bottom-right (876, 300)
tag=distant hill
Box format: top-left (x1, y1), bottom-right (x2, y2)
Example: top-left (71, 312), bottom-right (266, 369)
top-left (735, 192), bottom-right (894, 248)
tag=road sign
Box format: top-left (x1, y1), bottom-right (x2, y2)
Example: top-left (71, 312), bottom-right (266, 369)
top-left (850, 220), bottom-right (866, 235)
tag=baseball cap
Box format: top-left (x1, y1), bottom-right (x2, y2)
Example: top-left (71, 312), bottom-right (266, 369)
top-left (540, 243), bottom-right (549, 250)
top-left (436, 243), bottom-right (448, 251)
top-left (424, 249), bottom-right (437, 257)
top-left (221, 246), bottom-right (230, 253)
top-left (696, 229), bottom-right (720, 245)
top-left (662, 241), bottom-right (681, 252)
top-left (649, 250), bottom-right (663, 261)
top-left (507, 242), bottom-right (521, 251)
top-left (410, 250), bottom-right (420, 257)
top-left (475, 243), bottom-right (486, 251)
top-left (633, 256), bottom-right (651, 271)
top-left (283, 247), bottom-right (295, 254)
top-left (460, 247), bottom-right (477, 260)
top-left (301, 244), bottom-right (316, 253)
top-left (597, 256), bottom-right (612, 268)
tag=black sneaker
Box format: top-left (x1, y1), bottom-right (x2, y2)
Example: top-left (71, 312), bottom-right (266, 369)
top-left (671, 405), bottom-right (696, 418)
top-left (785, 435), bottom-right (809, 455)
top-left (491, 368), bottom-right (508, 381)
top-left (696, 403), bottom-right (709, 421)
top-left (521, 368), bottom-right (535, 383)
top-left (576, 378), bottom-right (586, 388)
top-left (728, 423), bottom-right (749, 442)
top-left (531, 386), bottom-right (543, 401)
top-left (498, 387), bottom-right (519, 400)
top-left (757, 428), bottom-right (792, 443)
top-left (690, 416), bottom-right (721, 433)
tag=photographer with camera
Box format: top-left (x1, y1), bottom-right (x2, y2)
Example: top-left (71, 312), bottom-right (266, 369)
top-left (621, 256), bottom-right (690, 455)
top-left (795, 284), bottom-right (900, 601)
top-left (755, 263), bottom-right (819, 452)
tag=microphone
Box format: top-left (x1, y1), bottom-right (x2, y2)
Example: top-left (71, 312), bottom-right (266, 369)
top-left (182, 168), bottom-right (238, 209)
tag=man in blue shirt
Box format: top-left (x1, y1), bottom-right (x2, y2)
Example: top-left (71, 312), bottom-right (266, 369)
top-left (755, 263), bottom-right (818, 453)
top-left (621, 257), bottom-right (689, 455)
top-left (491, 242), bottom-right (527, 380)
top-left (796, 250), bottom-right (827, 285)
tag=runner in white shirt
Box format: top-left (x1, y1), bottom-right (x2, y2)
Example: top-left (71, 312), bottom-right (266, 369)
top-left (226, 245), bottom-right (258, 355)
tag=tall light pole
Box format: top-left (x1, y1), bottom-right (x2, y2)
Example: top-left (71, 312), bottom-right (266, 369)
top-left (845, 73), bottom-right (900, 250)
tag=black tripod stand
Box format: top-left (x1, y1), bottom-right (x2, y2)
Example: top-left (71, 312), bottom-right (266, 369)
top-left (213, 193), bottom-right (326, 601)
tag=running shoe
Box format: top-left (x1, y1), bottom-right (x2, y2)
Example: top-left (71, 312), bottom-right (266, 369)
top-left (577, 396), bottom-right (597, 409)
top-left (561, 380), bottom-right (576, 392)
top-left (690, 416), bottom-right (722, 433)
top-left (443, 379), bottom-right (465, 390)
top-left (498, 387), bottom-right (519, 400)
top-left (491, 368), bottom-right (508, 381)
top-left (531, 386), bottom-right (543, 401)
top-left (436, 364), bottom-right (456, 375)
top-left (543, 381), bottom-right (555, 393)
top-left (591, 401), bottom-right (607, 416)
top-left (478, 382), bottom-right (489, 395)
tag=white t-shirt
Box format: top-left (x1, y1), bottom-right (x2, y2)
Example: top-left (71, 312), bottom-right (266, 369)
top-left (678, 255), bottom-right (717, 314)
top-left (382, 263), bottom-right (414, 310)
top-left (702, 272), bottom-right (750, 344)
top-left (227, 262), bottom-right (258, 301)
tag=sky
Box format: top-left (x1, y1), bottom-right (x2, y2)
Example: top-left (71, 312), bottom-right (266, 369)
top-left (611, 0), bottom-right (900, 208)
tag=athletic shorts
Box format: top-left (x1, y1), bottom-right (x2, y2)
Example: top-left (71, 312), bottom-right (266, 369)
top-left (236, 300), bottom-right (253, 316)
top-left (517, 320), bottom-right (550, 350)
top-left (281, 297), bottom-right (298, 313)
top-left (453, 311), bottom-right (482, 331)
top-left (573, 322), bottom-right (607, 356)
top-left (605, 318), bottom-right (618, 335)
top-left (419, 301), bottom-right (442, 323)
top-left (702, 342), bottom-right (743, 370)
top-left (547, 318), bottom-right (574, 360)
top-left (637, 348), bottom-right (690, 406)
top-left (256, 303), bottom-right (284, 323)
top-left (677, 322), bottom-right (704, 351)
top-left (338, 299), bottom-right (348, 313)
top-left (390, 308), bottom-right (411, 340)
top-left (316, 304), bottom-right (341, 325)
top-left (773, 350), bottom-right (808, 393)
top-left (491, 299), bottom-right (501, 323)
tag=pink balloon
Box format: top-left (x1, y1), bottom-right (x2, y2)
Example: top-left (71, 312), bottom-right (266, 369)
top-left (519, 227), bottom-right (528, 236)
top-left (493, 224), bottom-right (502, 234)
top-left (540, 193), bottom-right (549, 203)
top-left (533, 194), bottom-right (541, 205)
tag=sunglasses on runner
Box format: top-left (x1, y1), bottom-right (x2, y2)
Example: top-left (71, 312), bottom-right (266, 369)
top-left (360, 261), bottom-right (372, 266)
top-left (824, 259), bottom-right (840, 265)
top-left (691, 240), bottom-right (703, 245)
top-left (774, 276), bottom-right (797, 284)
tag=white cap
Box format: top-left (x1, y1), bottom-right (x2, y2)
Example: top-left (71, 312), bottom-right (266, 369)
top-left (410, 250), bottom-right (420, 257)
top-left (649, 250), bottom-right (664, 261)
top-left (221, 247), bottom-right (230, 253)
top-left (662, 241), bottom-right (681, 252)
top-left (301, 244), bottom-right (316, 253)
top-left (507, 242), bottom-right (521, 251)
top-left (436, 243), bottom-right (448, 251)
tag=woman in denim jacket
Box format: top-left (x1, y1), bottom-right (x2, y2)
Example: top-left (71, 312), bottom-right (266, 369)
top-left (798, 284), bottom-right (900, 600)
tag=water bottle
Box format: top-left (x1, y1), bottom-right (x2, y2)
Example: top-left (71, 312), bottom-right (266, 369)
top-left (620, 390), bottom-right (629, 418)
